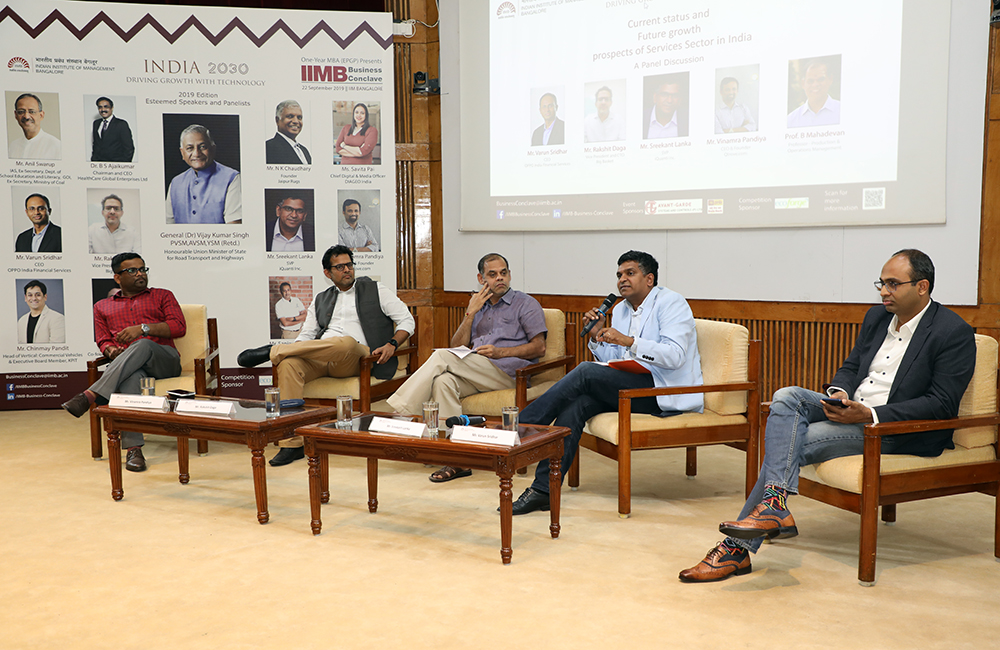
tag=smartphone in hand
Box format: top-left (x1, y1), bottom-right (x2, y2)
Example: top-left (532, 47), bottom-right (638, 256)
top-left (821, 397), bottom-right (847, 408)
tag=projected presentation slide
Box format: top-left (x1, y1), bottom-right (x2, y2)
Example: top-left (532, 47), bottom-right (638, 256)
top-left (464, 0), bottom-right (948, 231)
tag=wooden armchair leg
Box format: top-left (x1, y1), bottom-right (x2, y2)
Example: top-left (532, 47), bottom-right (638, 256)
top-left (685, 446), bottom-right (697, 479)
top-left (90, 407), bottom-right (103, 460)
top-left (568, 450), bottom-right (580, 489)
top-left (516, 466), bottom-right (527, 475)
top-left (196, 439), bottom-right (209, 456)
top-left (881, 504), bottom-right (896, 525)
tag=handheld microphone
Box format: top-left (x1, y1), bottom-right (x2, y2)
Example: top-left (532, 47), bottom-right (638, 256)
top-left (445, 415), bottom-right (487, 428)
top-left (580, 293), bottom-right (618, 337)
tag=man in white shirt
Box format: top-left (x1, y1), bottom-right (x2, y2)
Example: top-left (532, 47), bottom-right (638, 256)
top-left (645, 75), bottom-right (688, 139)
top-left (714, 77), bottom-right (756, 134)
top-left (273, 282), bottom-right (306, 339)
top-left (680, 249), bottom-right (976, 583)
top-left (9, 93), bottom-right (61, 160)
top-left (89, 194), bottom-right (141, 254)
top-left (237, 245), bottom-right (414, 465)
top-left (265, 193), bottom-right (314, 252)
top-left (337, 199), bottom-right (379, 252)
top-left (787, 60), bottom-right (841, 128)
top-left (584, 86), bottom-right (625, 143)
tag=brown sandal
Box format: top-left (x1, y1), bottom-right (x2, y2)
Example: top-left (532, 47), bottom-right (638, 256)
top-left (429, 466), bottom-right (472, 483)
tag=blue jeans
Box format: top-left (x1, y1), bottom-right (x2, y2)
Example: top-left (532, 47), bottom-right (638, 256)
top-left (522, 362), bottom-right (663, 494)
top-left (733, 385), bottom-right (877, 552)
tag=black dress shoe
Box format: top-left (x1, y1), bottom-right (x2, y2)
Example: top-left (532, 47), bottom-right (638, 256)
top-left (62, 393), bottom-right (91, 418)
top-left (125, 446), bottom-right (147, 472)
top-left (505, 487), bottom-right (550, 515)
top-left (269, 447), bottom-right (305, 466)
top-left (237, 344), bottom-right (274, 368)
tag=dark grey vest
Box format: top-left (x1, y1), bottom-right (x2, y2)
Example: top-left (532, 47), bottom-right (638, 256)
top-left (313, 276), bottom-right (397, 380)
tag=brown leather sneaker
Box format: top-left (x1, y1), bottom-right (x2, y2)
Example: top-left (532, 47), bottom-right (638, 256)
top-left (719, 502), bottom-right (798, 540)
top-left (679, 542), bottom-right (752, 583)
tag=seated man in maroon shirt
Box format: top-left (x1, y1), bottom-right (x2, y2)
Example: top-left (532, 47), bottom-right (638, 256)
top-left (62, 252), bottom-right (186, 472)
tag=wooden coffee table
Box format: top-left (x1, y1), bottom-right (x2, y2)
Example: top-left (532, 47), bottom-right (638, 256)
top-left (94, 399), bottom-right (337, 524)
top-left (295, 412), bottom-right (572, 564)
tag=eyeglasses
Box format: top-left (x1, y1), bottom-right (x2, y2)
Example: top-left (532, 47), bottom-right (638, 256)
top-left (874, 279), bottom-right (919, 293)
top-left (330, 262), bottom-right (354, 272)
top-left (15, 109), bottom-right (40, 116)
top-left (279, 205), bottom-right (307, 216)
top-left (118, 267), bottom-right (149, 276)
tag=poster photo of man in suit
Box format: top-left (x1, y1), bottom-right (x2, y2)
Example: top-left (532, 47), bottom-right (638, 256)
top-left (530, 89), bottom-right (565, 146)
top-left (265, 100), bottom-right (312, 165)
top-left (13, 190), bottom-right (61, 253)
top-left (90, 96), bottom-right (135, 163)
top-left (263, 188), bottom-right (315, 252)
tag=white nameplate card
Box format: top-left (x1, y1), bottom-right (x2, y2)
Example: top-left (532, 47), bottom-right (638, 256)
top-left (175, 400), bottom-right (236, 416)
top-left (451, 425), bottom-right (518, 447)
top-left (109, 393), bottom-right (168, 412)
top-left (368, 416), bottom-right (426, 438)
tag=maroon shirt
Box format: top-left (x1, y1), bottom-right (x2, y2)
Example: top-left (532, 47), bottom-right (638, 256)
top-left (93, 287), bottom-right (186, 355)
top-left (470, 289), bottom-right (547, 377)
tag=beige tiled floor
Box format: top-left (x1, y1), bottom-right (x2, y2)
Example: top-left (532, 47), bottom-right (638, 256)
top-left (3, 409), bottom-right (999, 649)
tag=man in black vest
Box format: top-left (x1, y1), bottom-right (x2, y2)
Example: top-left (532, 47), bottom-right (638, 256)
top-left (237, 245), bottom-right (414, 465)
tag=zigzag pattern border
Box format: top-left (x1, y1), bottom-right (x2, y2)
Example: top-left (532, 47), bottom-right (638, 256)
top-left (0, 6), bottom-right (393, 50)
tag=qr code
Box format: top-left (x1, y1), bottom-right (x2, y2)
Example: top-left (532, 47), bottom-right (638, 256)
top-left (862, 187), bottom-right (885, 210)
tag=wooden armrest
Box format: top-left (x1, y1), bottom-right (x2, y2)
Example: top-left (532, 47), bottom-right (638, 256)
top-left (618, 380), bottom-right (756, 400)
top-left (88, 355), bottom-right (112, 371)
top-left (514, 354), bottom-right (574, 378)
top-left (359, 343), bottom-right (419, 371)
top-left (863, 413), bottom-right (1000, 437)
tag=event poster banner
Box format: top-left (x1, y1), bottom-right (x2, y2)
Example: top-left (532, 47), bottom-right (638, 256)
top-left (0, 1), bottom-right (395, 409)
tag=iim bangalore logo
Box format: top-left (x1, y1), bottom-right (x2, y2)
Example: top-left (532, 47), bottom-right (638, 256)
top-left (497, 2), bottom-right (516, 18)
top-left (8, 57), bottom-right (30, 72)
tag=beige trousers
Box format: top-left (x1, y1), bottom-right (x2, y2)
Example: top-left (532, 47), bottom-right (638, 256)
top-left (272, 337), bottom-right (369, 448)
top-left (386, 349), bottom-right (514, 420)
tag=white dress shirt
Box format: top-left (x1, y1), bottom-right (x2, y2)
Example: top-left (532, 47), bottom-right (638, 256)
top-left (296, 280), bottom-right (414, 344)
top-left (787, 96), bottom-right (841, 128)
top-left (646, 108), bottom-right (678, 139)
top-left (270, 220), bottom-right (305, 252)
top-left (9, 129), bottom-right (62, 159)
top-left (715, 102), bottom-right (757, 133)
top-left (338, 222), bottom-right (380, 252)
top-left (89, 222), bottom-right (141, 254)
top-left (584, 112), bottom-right (625, 143)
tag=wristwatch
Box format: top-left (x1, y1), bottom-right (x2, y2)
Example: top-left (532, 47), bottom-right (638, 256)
top-left (388, 338), bottom-right (399, 348)
top-left (141, 323), bottom-right (151, 336)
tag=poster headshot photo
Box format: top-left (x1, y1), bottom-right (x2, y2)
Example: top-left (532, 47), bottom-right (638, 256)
top-left (333, 100), bottom-right (381, 165)
top-left (529, 87), bottom-right (566, 146)
top-left (5, 90), bottom-right (62, 160)
top-left (11, 185), bottom-right (61, 254)
top-left (714, 64), bottom-right (760, 134)
top-left (85, 94), bottom-right (137, 163)
top-left (787, 54), bottom-right (842, 128)
top-left (263, 188), bottom-right (315, 253)
top-left (162, 113), bottom-right (242, 224)
top-left (265, 99), bottom-right (312, 165)
top-left (91, 277), bottom-right (121, 340)
top-left (336, 189), bottom-right (381, 253)
top-left (86, 188), bottom-right (142, 255)
top-left (583, 80), bottom-right (626, 143)
top-left (15, 278), bottom-right (66, 345)
top-left (268, 276), bottom-right (313, 340)
top-left (643, 72), bottom-right (689, 139)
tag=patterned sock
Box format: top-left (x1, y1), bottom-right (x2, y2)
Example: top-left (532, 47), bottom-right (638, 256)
top-left (720, 538), bottom-right (747, 557)
top-left (762, 484), bottom-right (788, 511)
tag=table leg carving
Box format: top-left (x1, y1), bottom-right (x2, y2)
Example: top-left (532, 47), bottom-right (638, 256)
top-left (251, 446), bottom-right (269, 524)
top-left (548, 452), bottom-right (562, 539)
top-left (108, 429), bottom-right (123, 501)
top-left (177, 437), bottom-right (190, 484)
top-left (367, 457), bottom-right (378, 513)
top-left (320, 452), bottom-right (330, 504)
top-left (308, 451), bottom-right (322, 535)
top-left (499, 472), bottom-right (514, 564)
